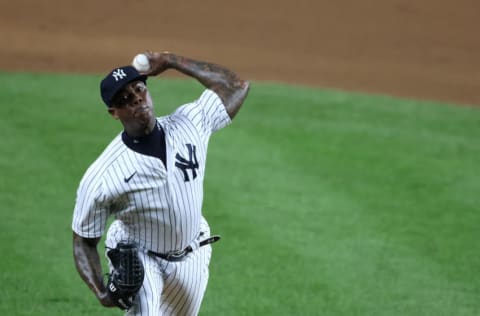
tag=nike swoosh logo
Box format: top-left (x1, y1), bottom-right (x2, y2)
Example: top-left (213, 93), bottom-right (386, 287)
top-left (124, 172), bottom-right (137, 183)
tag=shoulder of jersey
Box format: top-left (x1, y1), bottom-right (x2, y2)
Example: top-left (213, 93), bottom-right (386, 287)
top-left (82, 134), bottom-right (126, 181)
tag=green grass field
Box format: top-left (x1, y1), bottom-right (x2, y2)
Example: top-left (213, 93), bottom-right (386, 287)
top-left (1, 71), bottom-right (479, 315)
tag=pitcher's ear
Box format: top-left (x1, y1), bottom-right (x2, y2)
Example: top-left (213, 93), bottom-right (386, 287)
top-left (108, 107), bottom-right (120, 120)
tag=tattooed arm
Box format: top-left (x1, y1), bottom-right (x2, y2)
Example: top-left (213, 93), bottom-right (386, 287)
top-left (73, 232), bottom-right (115, 308)
top-left (144, 52), bottom-right (250, 119)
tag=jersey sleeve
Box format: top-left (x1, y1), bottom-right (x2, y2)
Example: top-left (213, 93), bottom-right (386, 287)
top-left (175, 89), bottom-right (232, 138)
top-left (72, 171), bottom-right (110, 238)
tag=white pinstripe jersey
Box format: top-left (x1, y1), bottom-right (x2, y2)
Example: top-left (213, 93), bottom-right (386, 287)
top-left (72, 89), bottom-right (231, 253)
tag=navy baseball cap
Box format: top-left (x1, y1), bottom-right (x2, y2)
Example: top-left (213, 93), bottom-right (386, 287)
top-left (100, 65), bottom-right (147, 107)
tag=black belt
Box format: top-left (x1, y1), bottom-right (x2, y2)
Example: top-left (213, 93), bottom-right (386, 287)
top-left (147, 235), bottom-right (221, 262)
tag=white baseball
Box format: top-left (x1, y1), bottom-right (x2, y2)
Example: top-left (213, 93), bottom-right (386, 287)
top-left (132, 54), bottom-right (151, 72)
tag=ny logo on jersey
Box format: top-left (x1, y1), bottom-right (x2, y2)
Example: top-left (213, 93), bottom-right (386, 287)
top-left (112, 69), bottom-right (127, 81)
top-left (175, 144), bottom-right (199, 182)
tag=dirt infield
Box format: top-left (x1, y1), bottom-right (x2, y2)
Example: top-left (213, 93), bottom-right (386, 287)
top-left (1, 0), bottom-right (479, 105)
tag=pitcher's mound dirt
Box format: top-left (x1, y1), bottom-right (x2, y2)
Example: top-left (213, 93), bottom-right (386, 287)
top-left (0, 0), bottom-right (478, 105)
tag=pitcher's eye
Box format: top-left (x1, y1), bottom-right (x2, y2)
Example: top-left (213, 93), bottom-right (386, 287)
top-left (113, 93), bottom-right (131, 107)
top-left (135, 84), bottom-right (146, 93)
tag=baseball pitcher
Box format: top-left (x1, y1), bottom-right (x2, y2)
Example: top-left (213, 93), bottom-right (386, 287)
top-left (72, 51), bottom-right (249, 315)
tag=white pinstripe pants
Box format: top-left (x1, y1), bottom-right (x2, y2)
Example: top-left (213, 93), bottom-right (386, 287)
top-left (106, 220), bottom-right (213, 316)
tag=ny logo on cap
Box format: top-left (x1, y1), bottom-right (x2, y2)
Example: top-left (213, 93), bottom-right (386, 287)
top-left (112, 69), bottom-right (127, 81)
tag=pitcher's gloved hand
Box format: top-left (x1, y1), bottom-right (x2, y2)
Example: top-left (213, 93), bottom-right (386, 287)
top-left (106, 242), bottom-right (145, 310)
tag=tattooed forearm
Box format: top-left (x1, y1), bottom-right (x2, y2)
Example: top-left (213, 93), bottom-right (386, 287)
top-left (166, 53), bottom-right (250, 119)
top-left (72, 233), bottom-right (113, 306)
